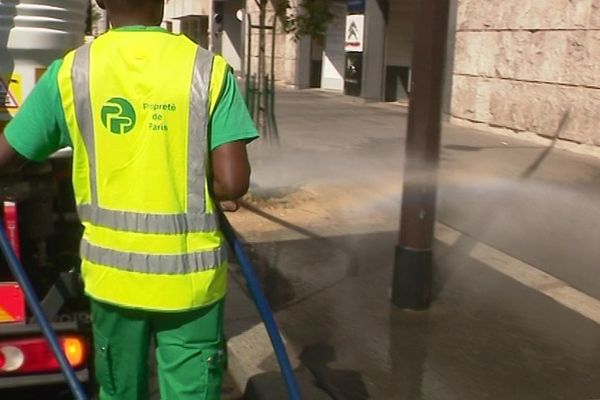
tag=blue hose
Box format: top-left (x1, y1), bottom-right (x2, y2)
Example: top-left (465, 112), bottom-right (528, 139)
top-left (220, 213), bottom-right (302, 400)
top-left (0, 221), bottom-right (88, 400)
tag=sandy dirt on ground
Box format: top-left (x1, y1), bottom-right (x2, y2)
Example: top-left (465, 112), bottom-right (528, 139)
top-left (227, 185), bottom-right (334, 233)
top-left (226, 182), bottom-right (402, 240)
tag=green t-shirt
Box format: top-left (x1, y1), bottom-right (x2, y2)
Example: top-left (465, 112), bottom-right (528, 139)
top-left (4, 28), bottom-right (258, 162)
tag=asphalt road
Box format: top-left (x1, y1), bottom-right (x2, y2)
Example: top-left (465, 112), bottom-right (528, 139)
top-left (223, 88), bottom-right (600, 399)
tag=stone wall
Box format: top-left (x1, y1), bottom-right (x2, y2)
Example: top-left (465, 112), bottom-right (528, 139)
top-left (246, 0), bottom-right (300, 86)
top-left (451, 0), bottom-right (600, 145)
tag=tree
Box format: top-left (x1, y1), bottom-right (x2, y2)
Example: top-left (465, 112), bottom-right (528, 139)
top-left (276, 0), bottom-right (334, 41)
top-left (85, 3), bottom-right (104, 36)
top-left (248, 0), bottom-right (334, 139)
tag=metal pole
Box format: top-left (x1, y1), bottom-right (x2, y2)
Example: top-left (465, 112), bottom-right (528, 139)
top-left (392, 0), bottom-right (451, 309)
top-left (269, 16), bottom-right (280, 143)
top-left (270, 16), bottom-right (276, 85)
top-left (245, 13), bottom-right (253, 105)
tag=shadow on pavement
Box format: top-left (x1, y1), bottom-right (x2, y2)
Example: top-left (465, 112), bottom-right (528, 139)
top-left (241, 343), bottom-right (369, 400)
top-left (444, 144), bottom-right (542, 152)
top-left (298, 343), bottom-right (370, 400)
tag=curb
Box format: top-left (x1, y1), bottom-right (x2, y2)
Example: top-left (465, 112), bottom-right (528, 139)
top-left (224, 266), bottom-right (331, 400)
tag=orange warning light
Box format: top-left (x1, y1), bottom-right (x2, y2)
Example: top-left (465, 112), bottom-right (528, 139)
top-left (61, 336), bottom-right (86, 368)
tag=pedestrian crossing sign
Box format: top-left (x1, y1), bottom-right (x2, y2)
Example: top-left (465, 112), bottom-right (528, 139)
top-left (0, 74), bottom-right (23, 117)
top-left (0, 79), bottom-right (18, 108)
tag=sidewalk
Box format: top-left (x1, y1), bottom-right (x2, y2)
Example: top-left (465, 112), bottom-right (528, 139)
top-left (224, 88), bottom-right (600, 399)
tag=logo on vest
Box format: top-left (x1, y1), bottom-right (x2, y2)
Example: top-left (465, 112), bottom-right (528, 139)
top-left (101, 97), bottom-right (137, 134)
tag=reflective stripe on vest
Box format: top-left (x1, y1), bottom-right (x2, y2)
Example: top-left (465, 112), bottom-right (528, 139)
top-left (76, 204), bottom-right (218, 234)
top-left (80, 239), bottom-right (227, 274)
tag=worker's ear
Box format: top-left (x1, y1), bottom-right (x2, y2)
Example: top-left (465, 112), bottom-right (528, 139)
top-left (95, 0), bottom-right (106, 10)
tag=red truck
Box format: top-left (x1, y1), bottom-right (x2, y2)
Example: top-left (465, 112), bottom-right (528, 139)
top-left (0, 154), bottom-right (91, 393)
top-left (0, 0), bottom-right (92, 394)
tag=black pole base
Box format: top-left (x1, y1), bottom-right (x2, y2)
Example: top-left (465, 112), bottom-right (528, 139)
top-left (391, 246), bottom-right (433, 310)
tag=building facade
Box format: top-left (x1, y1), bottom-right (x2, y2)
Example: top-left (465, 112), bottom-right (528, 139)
top-left (91, 0), bottom-right (599, 148)
top-left (451, 0), bottom-right (599, 146)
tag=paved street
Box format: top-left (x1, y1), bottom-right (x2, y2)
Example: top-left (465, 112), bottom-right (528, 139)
top-left (224, 88), bottom-right (600, 399)
top-left (4, 89), bottom-right (599, 400)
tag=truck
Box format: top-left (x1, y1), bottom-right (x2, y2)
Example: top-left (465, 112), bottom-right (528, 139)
top-left (0, 0), bottom-right (92, 395)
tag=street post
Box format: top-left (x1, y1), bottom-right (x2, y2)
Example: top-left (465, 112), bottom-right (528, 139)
top-left (392, 0), bottom-right (451, 309)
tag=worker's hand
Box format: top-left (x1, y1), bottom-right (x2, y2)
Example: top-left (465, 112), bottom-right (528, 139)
top-left (219, 200), bottom-right (240, 212)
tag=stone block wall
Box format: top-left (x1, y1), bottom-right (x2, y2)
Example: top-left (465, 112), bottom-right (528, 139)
top-left (451, 0), bottom-right (600, 145)
top-left (246, 0), bottom-right (300, 86)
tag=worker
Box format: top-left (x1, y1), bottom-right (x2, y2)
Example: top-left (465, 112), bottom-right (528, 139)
top-left (0, 0), bottom-right (258, 398)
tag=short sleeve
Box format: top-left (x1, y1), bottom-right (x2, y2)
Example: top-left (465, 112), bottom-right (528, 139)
top-left (4, 59), bottom-right (72, 162)
top-left (209, 71), bottom-right (259, 151)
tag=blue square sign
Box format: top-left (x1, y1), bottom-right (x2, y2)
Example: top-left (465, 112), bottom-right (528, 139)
top-left (347, 0), bottom-right (365, 13)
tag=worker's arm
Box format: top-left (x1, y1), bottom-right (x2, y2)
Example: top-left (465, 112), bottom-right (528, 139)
top-left (0, 134), bottom-right (27, 172)
top-left (1, 60), bottom-right (71, 170)
top-left (208, 64), bottom-right (258, 202)
top-left (211, 140), bottom-right (251, 200)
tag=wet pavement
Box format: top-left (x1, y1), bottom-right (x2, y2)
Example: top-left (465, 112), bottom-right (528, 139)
top-left (224, 89), bottom-right (600, 399)
top-left (231, 231), bottom-right (599, 399)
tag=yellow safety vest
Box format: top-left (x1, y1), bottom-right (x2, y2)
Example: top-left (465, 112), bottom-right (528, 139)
top-left (57, 30), bottom-right (229, 311)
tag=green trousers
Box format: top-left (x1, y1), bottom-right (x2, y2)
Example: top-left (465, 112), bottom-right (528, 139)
top-left (90, 299), bottom-right (226, 400)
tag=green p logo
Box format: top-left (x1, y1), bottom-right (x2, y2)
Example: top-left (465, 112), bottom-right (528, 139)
top-left (101, 97), bottom-right (137, 134)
